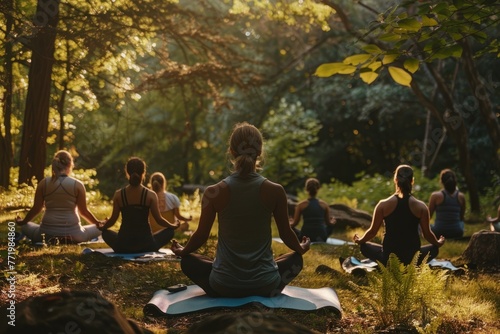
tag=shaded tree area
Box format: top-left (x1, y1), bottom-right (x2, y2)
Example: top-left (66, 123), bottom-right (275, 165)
top-left (314, 0), bottom-right (500, 213)
top-left (0, 0), bottom-right (498, 214)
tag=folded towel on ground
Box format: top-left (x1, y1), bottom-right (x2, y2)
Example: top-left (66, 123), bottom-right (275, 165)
top-left (143, 285), bottom-right (342, 316)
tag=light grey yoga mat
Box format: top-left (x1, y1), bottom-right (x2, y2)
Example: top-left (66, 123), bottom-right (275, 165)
top-left (82, 247), bottom-right (178, 262)
top-left (143, 285), bottom-right (342, 316)
top-left (272, 237), bottom-right (354, 246)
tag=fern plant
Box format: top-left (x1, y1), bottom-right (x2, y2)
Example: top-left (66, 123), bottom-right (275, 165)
top-left (350, 253), bottom-right (448, 331)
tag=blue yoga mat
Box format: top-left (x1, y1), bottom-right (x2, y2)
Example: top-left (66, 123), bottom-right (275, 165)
top-left (144, 285), bottom-right (342, 316)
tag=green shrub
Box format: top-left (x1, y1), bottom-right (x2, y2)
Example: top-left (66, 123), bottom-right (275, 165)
top-left (349, 253), bottom-right (447, 331)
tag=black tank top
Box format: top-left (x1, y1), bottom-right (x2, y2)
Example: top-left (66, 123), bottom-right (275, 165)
top-left (382, 195), bottom-right (420, 265)
top-left (115, 187), bottom-right (157, 253)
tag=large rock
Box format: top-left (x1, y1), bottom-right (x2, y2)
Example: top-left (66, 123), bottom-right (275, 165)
top-left (329, 203), bottom-right (372, 229)
top-left (461, 230), bottom-right (500, 267)
top-left (287, 198), bottom-right (372, 230)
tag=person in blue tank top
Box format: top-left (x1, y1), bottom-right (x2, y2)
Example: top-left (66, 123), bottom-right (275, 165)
top-left (171, 122), bottom-right (311, 297)
top-left (353, 165), bottom-right (445, 265)
top-left (428, 169), bottom-right (466, 239)
top-left (290, 178), bottom-right (336, 242)
top-left (100, 157), bottom-right (180, 253)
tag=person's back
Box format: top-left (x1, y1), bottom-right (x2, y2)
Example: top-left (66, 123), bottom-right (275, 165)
top-left (434, 190), bottom-right (463, 237)
top-left (429, 169), bottom-right (465, 239)
top-left (301, 198), bottom-right (328, 241)
top-left (383, 195), bottom-right (421, 265)
top-left (209, 172), bottom-right (280, 297)
top-left (41, 176), bottom-right (80, 234)
top-left (115, 187), bottom-right (157, 253)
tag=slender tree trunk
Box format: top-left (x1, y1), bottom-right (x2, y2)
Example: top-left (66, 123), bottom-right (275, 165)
top-left (18, 0), bottom-right (60, 185)
top-left (460, 38), bottom-right (500, 171)
top-left (411, 78), bottom-right (480, 214)
top-left (0, 0), bottom-right (14, 189)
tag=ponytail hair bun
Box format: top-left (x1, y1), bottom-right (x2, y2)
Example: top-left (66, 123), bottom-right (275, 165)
top-left (126, 157), bottom-right (146, 186)
top-left (305, 178), bottom-right (320, 197)
top-left (440, 169), bottom-right (457, 193)
top-left (228, 122), bottom-right (264, 177)
top-left (51, 150), bottom-right (74, 179)
top-left (394, 164), bottom-right (413, 196)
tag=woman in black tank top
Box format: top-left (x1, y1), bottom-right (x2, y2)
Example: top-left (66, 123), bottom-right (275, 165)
top-left (100, 157), bottom-right (180, 253)
top-left (353, 165), bottom-right (445, 265)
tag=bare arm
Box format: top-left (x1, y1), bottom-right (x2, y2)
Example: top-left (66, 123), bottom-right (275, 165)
top-left (173, 208), bottom-right (192, 222)
top-left (289, 202), bottom-right (304, 228)
top-left (487, 205), bottom-right (500, 223)
top-left (100, 190), bottom-right (122, 230)
top-left (458, 192), bottom-right (466, 221)
top-left (16, 180), bottom-right (45, 225)
top-left (172, 184), bottom-right (218, 256)
top-left (418, 201), bottom-right (445, 247)
top-left (353, 200), bottom-right (385, 244)
top-left (267, 182), bottom-right (310, 255)
top-left (320, 200), bottom-right (335, 226)
top-left (150, 191), bottom-right (179, 229)
top-left (75, 181), bottom-right (101, 226)
top-left (428, 192), bottom-right (439, 219)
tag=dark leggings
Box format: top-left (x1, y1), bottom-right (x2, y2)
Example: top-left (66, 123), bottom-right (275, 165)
top-left (180, 252), bottom-right (304, 297)
top-left (102, 228), bottom-right (174, 253)
top-left (360, 241), bottom-right (439, 266)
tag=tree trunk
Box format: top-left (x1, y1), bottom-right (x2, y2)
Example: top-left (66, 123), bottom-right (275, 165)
top-left (460, 38), bottom-right (500, 172)
top-left (0, 0), bottom-right (15, 189)
top-left (461, 230), bottom-right (500, 267)
top-left (18, 0), bottom-right (60, 185)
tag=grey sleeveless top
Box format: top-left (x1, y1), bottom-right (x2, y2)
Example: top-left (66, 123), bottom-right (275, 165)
top-left (209, 172), bottom-right (280, 293)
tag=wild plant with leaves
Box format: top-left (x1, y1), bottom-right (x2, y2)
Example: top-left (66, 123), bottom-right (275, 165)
top-left (349, 253), bottom-right (448, 331)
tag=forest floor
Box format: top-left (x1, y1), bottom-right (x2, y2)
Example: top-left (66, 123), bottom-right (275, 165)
top-left (1, 221), bottom-right (500, 333)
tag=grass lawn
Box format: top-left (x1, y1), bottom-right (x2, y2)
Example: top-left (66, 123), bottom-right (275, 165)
top-left (1, 209), bottom-right (499, 333)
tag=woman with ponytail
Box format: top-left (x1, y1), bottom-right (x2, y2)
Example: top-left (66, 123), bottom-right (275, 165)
top-left (100, 157), bottom-right (180, 253)
top-left (171, 122), bottom-right (310, 297)
top-left (16, 150), bottom-right (102, 243)
top-left (428, 169), bottom-right (466, 238)
top-left (290, 178), bottom-right (336, 242)
top-left (353, 165), bottom-right (444, 265)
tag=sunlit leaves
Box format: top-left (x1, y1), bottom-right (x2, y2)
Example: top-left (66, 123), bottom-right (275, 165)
top-left (382, 54), bottom-right (398, 65)
top-left (359, 68), bottom-right (379, 84)
top-left (403, 58), bottom-right (419, 74)
top-left (344, 54), bottom-right (372, 65)
top-left (388, 66), bottom-right (412, 87)
top-left (315, 62), bottom-right (356, 77)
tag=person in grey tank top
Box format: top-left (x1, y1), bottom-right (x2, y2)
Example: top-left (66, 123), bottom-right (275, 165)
top-left (171, 122), bottom-right (311, 297)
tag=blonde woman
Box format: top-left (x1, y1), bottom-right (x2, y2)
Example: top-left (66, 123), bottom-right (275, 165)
top-left (16, 150), bottom-right (102, 243)
top-left (148, 172), bottom-right (192, 233)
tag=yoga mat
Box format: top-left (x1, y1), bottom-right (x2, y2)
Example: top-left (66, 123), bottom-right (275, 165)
top-left (341, 256), bottom-right (463, 274)
top-left (272, 237), bottom-right (354, 246)
top-left (81, 247), bottom-right (179, 262)
top-left (428, 259), bottom-right (461, 271)
top-left (143, 285), bottom-right (342, 316)
top-left (341, 256), bottom-right (378, 274)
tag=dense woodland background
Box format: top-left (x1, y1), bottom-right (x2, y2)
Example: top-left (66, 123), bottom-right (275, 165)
top-left (1, 0), bottom-right (499, 213)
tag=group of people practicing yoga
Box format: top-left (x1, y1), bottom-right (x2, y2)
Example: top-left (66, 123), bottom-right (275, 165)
top-left (15, 122), bottom-right (474, 298)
